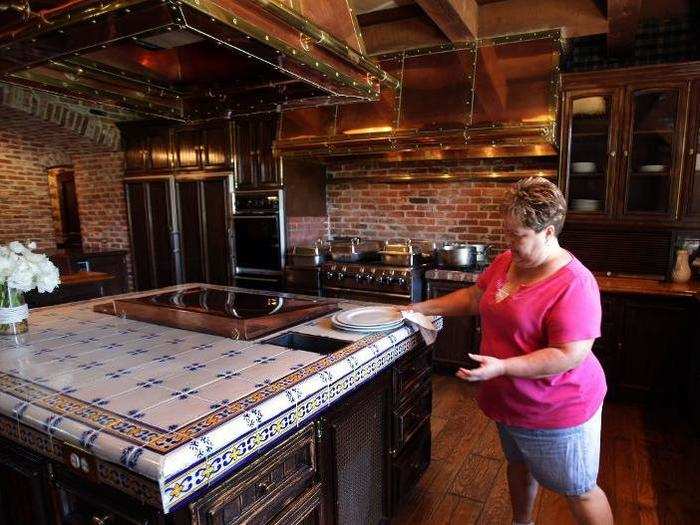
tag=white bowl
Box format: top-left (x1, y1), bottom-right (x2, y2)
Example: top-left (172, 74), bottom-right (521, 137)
top-left (571, 162), bottom-right (596, 173)
top-left (639, 164), bottom-right (666, 173)
top-left (571, 199), bottom-right (602, 211)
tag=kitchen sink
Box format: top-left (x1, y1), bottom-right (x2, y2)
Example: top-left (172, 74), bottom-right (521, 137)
top-left (262, 331), bottom-right (349, 355)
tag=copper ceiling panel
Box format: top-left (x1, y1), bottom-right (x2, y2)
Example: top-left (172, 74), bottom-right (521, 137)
top-left (398, 47), bottom-right (475, 132)
top-left (335, 56), bottom-right (403, 136)
top-left (472, 36), bottom-right (560, 127)
top-left (279, 106), bottom-right (337, 140)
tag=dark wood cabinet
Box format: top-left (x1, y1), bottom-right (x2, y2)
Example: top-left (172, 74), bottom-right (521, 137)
top-left (234, 116), bottom-right (280, 189)
top-left (560, 63), bottom-right (699, 226)
top-left (174, 122), bottom-right (233, 171)
top-left (426, 280), bottom-right (480, 371)
top-left (682, 80), bottom-right (700, 224)
top-left (176, 176), bottom-right (233, 285)
top-left (123, 126), bottom-right (173, 174)
top-left (125, 179), bottom-right (179, 291)
top-left (0, 443), bottom-right (53, 525)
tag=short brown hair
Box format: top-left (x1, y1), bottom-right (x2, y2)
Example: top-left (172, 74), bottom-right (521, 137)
top-left (501, 177), bottom-right (567, 235)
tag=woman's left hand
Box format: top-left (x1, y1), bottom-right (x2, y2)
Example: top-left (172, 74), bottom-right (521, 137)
top-left (456, 354), bottom-right (506, 382)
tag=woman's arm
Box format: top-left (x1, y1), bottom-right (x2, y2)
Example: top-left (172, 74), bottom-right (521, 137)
top-left (456, 339), bottom-right (594, 381)
top-left (405, 285), bottom-right (483, 317)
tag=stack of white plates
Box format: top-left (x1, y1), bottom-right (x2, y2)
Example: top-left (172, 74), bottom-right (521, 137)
top-left (571, 162), bottom-right (597, 173)
top-left (331, 306), bottom-right (404, 333)
top-left (571, 198), bottom-right (602, 211)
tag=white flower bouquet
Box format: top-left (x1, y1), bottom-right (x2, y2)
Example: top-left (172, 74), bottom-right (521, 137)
top-left (0, 241), bottom-right (60, 335)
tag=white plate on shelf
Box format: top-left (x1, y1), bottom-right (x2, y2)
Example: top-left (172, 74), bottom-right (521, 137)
top-left (639, 164), bottom-right (666, 173)
top-left (571, 162), bottom-right (596, 173)
top-left (334, 306), bottom-right (402, 328)
top-left (571, 199), bottom-right (602, 211)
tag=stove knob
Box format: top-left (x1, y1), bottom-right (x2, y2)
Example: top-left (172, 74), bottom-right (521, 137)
top-left (396, 277), bottom-right (406, 287)
top-left (365, 273), bottom-right (374, 283)
top-left (325, 271), bottom-right (335, 280)
top-left (336, 271), bottom-right (345, 280)
top-left (375, 275), bottom-right (384, 285)
top-left (355, 273), bottom-right (363, 282)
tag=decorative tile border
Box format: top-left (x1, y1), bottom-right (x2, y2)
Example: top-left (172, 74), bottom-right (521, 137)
top-left (161, 331), bottom-right (423, 511)
top-left (0, 414), bottom-right (161, 507)
top-left (0, 330), bottom-right (395, 454)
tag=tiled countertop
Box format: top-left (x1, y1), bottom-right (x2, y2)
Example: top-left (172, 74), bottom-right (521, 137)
top-left (0, 284), bottom-right (440, 513)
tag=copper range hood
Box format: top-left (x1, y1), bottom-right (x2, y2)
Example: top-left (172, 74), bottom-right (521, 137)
top-left (275, 31), bottom-right (563, 161)
top-left (0, 0), bottom-right (399, 120)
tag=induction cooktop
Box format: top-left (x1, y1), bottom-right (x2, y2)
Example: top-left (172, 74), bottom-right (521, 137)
top-left (94, 286), bottom-right (340, 340)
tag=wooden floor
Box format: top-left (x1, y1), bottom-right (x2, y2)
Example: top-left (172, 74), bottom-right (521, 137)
top-left (392, 374), bottom-right (700, 524)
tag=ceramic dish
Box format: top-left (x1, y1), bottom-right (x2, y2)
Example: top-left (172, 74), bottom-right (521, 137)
top-left (571, 162), bottom-right (596, 173)
top-left (334, 306), bottom-right (402, 328)
top-left (639, 164), bottom-right (666, 173)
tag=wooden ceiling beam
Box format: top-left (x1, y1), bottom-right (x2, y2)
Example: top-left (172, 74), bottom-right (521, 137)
top-left (415, 0), bottom-right (479, 41)
top-left (607, 0), bottom-right (642, 56)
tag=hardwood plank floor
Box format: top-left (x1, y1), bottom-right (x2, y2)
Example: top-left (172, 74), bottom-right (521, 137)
top-left (392, 373), bottom-right (700, 524)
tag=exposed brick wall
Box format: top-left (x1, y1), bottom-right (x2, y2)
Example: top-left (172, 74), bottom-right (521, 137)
top-left (72, 153), bottom-right (129, 251)
top-left (287, 216), bottom-right (330, 246)
top-left (0, 104), bottom-right (131, 287)
top-left (326, 158), bottom-right (557, 252)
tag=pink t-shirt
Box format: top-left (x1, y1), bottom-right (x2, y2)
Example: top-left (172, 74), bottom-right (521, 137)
top-left (475, 250), bottom-right (606, 429)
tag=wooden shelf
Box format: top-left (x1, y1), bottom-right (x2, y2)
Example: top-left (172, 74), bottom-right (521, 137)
top-left (571, 131), bottom-right (608, 137)
top-left (630, 171), bottom-right (669, 177)
top-left (633, 128), bottom-right (674, 135)
top-left (570, 172), bottom-right (604, 178)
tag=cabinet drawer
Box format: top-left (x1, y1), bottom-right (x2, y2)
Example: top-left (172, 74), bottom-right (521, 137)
top-left (390, 422), bottom-right (431, 510)
top-left (190, 424), bottom-right (317, 525)
top-left (392, 380), bottom-right (432, 455)
top-left (393, 346), bottom-right (431, 405)
top-left (267, 484), bottom-right (324, 525)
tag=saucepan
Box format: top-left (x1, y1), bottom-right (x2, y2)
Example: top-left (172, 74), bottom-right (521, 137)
top-left (437, 243), bottom-right (477, 268)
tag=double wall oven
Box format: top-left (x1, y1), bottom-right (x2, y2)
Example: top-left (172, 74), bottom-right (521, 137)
top-left (231, 190), bottom-right (285, 290)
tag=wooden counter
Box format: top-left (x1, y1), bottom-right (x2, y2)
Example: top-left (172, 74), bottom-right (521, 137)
top-left (26, 271), bottom-right (114, 307)
top-left (595, 275), bottom-right (700, 301)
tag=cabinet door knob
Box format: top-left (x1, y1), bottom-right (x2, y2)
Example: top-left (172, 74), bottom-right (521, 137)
top-left (689, 148), bottom-right (695, 156)
top-left (609, 150), bottom-right (616, 157)
top-left (622, 150), bottom-right (628, 157)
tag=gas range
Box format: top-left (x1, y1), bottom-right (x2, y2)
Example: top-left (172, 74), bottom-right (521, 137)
top-left (321, 261), bottom-right (425, 305)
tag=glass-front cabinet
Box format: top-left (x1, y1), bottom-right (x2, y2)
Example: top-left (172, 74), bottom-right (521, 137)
top-left (683, 80), bottom-right (700, 223)
top-left (561, 76), bottom-right (691, 223)
top-left (562, 90), bottom-right (620, 217)
top-left (621, 85), bottom-right (686, 217)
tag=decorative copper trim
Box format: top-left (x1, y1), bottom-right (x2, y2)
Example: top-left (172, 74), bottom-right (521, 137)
top-left (327, 169), bottom-right (557, 184)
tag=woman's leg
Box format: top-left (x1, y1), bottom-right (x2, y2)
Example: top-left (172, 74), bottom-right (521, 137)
top-left (565, 485), bottom-right (613, 525)
top-left (507, 460), bottom-right (539, 523)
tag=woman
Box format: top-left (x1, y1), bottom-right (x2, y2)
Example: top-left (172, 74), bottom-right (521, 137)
top-left (407, 177), bottom-right (613, 525)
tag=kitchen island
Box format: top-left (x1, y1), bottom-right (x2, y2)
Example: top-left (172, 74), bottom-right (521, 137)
top-left (0, 285), bottom-right (439, 524)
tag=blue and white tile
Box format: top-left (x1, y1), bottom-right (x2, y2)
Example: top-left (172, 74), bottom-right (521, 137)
top-left (291, 317), bottom-right (365, 341)
top-left (202, 344), bottom-right (289, 375)
top-left (138, 394), bottom-right (216, 433)
top-left (100, 385), bottom-right (175, 414)
top-left (193, 376), bottom-right (258, 405)
top-left (169, 338), bottom-right (257, 365)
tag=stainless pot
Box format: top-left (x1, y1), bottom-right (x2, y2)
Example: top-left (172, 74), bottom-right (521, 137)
top-left (437, 243), bottom-right (476, 268)
top-left (471, 244), bottom-right (492, 265)
top-left (379, 239), bottom-right (421, 266)
top-left (290, 240), bottom-right (328, 267)
top-left (329, 238), bottom-right (381, 263)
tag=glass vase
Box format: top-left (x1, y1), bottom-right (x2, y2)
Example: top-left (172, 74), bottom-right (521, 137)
top-left (0, 285), bottom-right (29, 336)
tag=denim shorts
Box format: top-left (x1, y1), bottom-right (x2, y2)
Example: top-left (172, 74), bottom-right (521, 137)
top-left (496, 406), bottom-right (602, 496)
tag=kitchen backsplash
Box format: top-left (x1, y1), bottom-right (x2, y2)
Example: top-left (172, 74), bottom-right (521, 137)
top-left (325, 158), bottom-right (556, 250)
top-left (286, 216), bottom-right (330, 246)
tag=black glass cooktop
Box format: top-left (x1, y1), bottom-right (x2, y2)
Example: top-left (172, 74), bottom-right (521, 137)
top-left (137, 287), bottom-right (319, 319)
